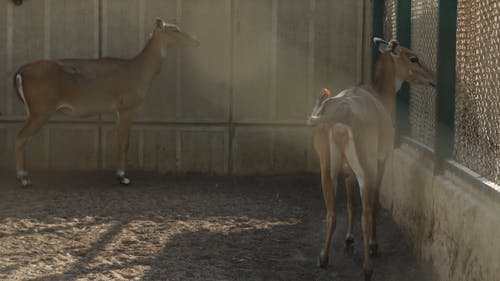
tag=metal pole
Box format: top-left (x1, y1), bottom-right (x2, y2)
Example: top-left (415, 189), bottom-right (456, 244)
top-left (434, 0), bottom-right (458, 173)
top-left (394, 0), bottom-right (412, 146)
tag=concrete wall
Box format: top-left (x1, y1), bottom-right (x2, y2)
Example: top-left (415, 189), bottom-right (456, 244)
top-left (380, 143), bottom-right (500, 281)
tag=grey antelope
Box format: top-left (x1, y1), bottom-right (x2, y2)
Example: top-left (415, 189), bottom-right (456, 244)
top-left (13, 18), bottom-right (199, 187)
top-left (308, 38), bottom-right (435, 280)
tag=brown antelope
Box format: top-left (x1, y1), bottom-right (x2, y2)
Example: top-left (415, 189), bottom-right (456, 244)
top-left (308, 37), bottom-right (435, 280)
top-left (13, 18), bottom-right (199, 187)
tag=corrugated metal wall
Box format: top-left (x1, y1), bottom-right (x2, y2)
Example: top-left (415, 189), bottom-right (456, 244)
top-left (0, 0), bottom-right (366, 175)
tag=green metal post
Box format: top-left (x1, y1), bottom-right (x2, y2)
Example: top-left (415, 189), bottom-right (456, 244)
top-left (372, 0), bottom-right (385, 68)
top-left (435, 0), bottom-right (457, 172)
top-left (395, 0), bottom-right (411, 145)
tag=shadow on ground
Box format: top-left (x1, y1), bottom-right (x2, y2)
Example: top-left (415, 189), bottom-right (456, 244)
top-left (0, 171), bottom-right (435, 280)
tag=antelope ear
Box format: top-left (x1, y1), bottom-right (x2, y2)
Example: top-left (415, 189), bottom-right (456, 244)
top-left (373, 37), bottom-right (389, 53)
top-left (154, 18), bottom-right (165, 29)
top-left (388, 39), bottom-right (401, 56)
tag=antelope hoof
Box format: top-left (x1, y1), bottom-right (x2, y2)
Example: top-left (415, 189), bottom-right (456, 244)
top-left (17, 171), bottom-right (32, 188)
top-left (364, 271), bottom-right (373, 281)
top-left (118, 176), bottom-right (131, 186)
top-left (369, 243), bottom-right (379, 257)
top-left (318, 251), bottom-right (329, 268)
top-left (19, 178), bottom-right (32, 188)
top-left (116, 170), bottom-right (131, 186)
top-left (344, 236), bottom-right (355, 254)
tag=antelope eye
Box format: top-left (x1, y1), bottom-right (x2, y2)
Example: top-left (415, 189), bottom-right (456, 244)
top-left (410, 57), bottom-right (419, 63)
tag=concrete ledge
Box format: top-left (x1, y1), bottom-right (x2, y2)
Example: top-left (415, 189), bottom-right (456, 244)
top-left (381, 144), bottom-right (500, 281)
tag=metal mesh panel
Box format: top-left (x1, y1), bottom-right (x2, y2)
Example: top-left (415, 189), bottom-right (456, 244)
top-left (384, 0), bottom-right (397, 40)
top-left (455, 0), bottom-right (500, 184)
top-left (409, 0), bottom-right (438, 148)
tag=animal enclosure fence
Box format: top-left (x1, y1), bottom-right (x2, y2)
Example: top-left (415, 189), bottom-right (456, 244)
top-left (454, 0), bottom-right (500, 185)
top-left (378, 0), bottom-right (499, 186)
top-left (0, 0), bottom-right (366, 175)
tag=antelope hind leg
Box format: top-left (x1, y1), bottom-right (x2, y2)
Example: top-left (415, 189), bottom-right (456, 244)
top-left (15, 114), bottom-right (50, 187)
top-left (314, 129), bottom-right (342, 268)
top-left (369, 158), bottom-right (386, 257)
top-left (343, 169), bottom-right (356, 253)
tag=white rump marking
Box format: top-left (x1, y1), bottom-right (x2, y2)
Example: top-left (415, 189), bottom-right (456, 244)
top-left (343, 127), bottom-right (366, 198)
top-left (16, 74), bottom-right (30, 116)
top-left (311, 90), bottom-right (348, 118)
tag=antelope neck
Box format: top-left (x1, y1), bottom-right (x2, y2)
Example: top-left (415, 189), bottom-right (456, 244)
top-left (372, 52), bottom-right (401, 115)
top-left (131, 32), bottom-right (164, 82)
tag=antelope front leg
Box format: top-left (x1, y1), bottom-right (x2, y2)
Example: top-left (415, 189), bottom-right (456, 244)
top-left (116, 110), bottom-right (133, 185)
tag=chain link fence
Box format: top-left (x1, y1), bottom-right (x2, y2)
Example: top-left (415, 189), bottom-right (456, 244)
top-left (380, 0), bottom-right (499, 184)
top-left (384, 0), bottom-right (397, 40)
top-left (409, 0), bottom-right (438, 149)
top-left (454, 0), bottom-right (500, 183)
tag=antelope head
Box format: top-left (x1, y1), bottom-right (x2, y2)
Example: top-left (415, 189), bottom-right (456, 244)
top-left (153, 18), bottom-right (200, 50)
top-left (374, 37), bottom-right (436, 88)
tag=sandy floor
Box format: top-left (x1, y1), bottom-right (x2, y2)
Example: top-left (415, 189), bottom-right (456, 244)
top-left (0, 171), bottom-right (434, 281)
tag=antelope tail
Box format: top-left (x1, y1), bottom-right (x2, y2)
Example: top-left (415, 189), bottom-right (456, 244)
top-left (13, 71), bottom-right (30, 116)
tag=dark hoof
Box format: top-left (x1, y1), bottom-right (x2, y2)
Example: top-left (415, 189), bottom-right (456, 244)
top-left (364, 272), bottom-right (372, 281)
top-left (346, 236), bottom-right (354, 246)
top-left (317, 253), bottom-right (329, 268)
top-left (344, 237), bottom-right (355, 254)
top-left (369, 243), bottom-right (379, 257)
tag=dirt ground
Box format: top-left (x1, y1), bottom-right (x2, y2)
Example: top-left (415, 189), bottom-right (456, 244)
top-left (0, 171), bottom-right (435, 281)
